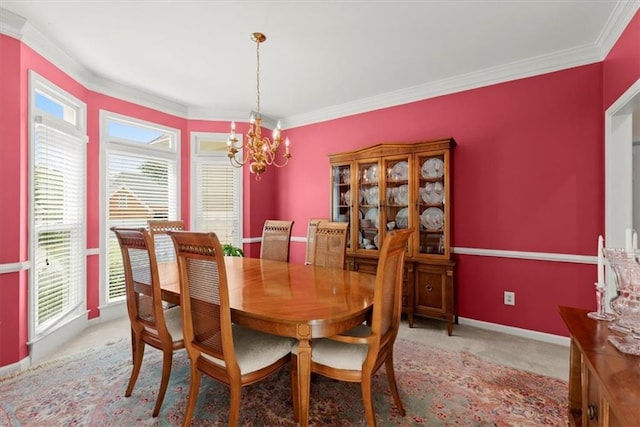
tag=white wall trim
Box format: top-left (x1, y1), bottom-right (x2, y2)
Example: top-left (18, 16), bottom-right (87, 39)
top-left (0, 260), bottom-right (32, 274)
top-left (458, 317), bottom-right (570, 347)
top-left (453, 247), bottom-right (595, 264)
top-left (243, 237), bottom-right (262, 244)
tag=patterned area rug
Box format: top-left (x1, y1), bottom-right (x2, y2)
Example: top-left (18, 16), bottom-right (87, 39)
top-left (0, 338), bottom-right (567, 426)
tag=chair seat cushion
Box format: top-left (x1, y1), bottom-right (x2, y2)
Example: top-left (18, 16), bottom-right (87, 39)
top-left (164, 306), bottom-right (184, 341)
top-left (294, 324), bottom-right (371, 371)
top-left (201, 325), bottom-right (295, 374)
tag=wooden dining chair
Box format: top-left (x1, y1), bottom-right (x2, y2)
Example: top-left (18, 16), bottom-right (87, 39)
top-left (304, 218), bottom-right (327, 265)
top-left (312, 221), bottom-right (349, 269)
top-left (291, 228), bottom-right (414, 426)
top-left (260, 219), bottom-right (294, 262)
top-left (110, 227), bottom-right (185, 417)
top-left (148, 219), bottom-right (185, 263)
top-left (168, 230), bottom-right (296, 427)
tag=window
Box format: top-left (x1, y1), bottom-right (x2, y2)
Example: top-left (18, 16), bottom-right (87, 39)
top-left (191, 132), bottom-right (242, 248)
top-left (103, 112), bottom-right (179, 303)
top-left (29, 72), bottom-right (87, 339)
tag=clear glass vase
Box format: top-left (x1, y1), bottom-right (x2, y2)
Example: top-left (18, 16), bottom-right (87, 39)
top-left (603, 248), bottom-right (640, 355)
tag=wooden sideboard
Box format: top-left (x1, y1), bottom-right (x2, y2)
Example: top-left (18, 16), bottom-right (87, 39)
top-left (558, 306), bottom-right (640, 426)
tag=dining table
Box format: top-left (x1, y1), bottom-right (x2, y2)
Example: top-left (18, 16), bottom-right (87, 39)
top-left (159, 256), bottom-right (377, 427)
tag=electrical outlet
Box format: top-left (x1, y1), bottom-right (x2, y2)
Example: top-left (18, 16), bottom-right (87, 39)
top-left (504, 291), bottom-right (515, 306)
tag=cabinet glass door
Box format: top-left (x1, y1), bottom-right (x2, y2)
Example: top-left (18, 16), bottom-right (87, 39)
top-left (356, 160), bottom-right (380, 252)
top-left (416, 153), bottom-right (447, 256)
top-left (332, 163), bottom-right (352, 249)
top-left (383, 156), bottom-right (411, 247)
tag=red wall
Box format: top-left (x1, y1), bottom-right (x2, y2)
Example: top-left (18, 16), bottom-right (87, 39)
top-left (0, 8), bottom-right (638, 367)
top-left (279, 64), bottom-right (603, 335)
top-left (0, 35), bottom-right (29, 366)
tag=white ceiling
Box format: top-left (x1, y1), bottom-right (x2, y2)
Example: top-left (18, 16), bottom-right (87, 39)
top-left (1, 1), bottom-right (638, 127)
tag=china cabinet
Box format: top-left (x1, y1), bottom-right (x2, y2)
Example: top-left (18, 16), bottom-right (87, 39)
top-left (329, 138), bottom-right (456, 334)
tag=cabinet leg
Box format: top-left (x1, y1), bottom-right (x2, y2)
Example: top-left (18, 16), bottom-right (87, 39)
top-left (447, 318), bottom-right (453, 336)
top-left (408, 314), bottom-right (414, 328)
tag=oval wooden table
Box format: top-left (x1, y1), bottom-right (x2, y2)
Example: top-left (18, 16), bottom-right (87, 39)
top-left (161, 256), bottom-right (376, 426)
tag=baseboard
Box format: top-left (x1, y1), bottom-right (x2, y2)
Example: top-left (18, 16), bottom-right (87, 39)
top-left (0, 356), bottom-right (31, 378)
top-left (97, 301), bottom-right (127, 322)
top-left (458, 316), bottom-right (570, 347)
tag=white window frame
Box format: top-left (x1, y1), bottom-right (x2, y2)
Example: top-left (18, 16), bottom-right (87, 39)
top-left (99, 110), bottom-right (180, 319)
top-left (190, 132), bottom-right (243, 248)
top-left (28, 71), bottom-right (88, 362)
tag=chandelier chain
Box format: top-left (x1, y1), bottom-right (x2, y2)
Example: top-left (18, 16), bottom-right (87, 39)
top-left (256, 39), bottom-right (260, 114)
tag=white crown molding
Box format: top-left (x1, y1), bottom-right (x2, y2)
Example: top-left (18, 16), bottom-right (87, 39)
top-left (282, 42), bottom-right (603, 128)
top-left (0, 7), bottom-right (26, 38)
top-left (2, 2), bottom-right (638, 128)
top-left (88, 72), bottom-right (190, 118)
top-left (282, 1), bottom-right (640, 129)
top-left (595, 0), bottom-right (640, 58)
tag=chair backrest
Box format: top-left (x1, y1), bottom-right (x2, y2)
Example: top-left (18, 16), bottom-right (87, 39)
top-left (260, 220), bottom-right (294, 262)
top-left (148, 220), bottom-right (185, 263)
top-left (370, 229), bottom-right (414, 343)
top-left (305, 218), bottom-right (327, 265)
top-left (111, 227), bottom-right (171, 337)
top-left (169, 231), bottom-right (234, 367)
top-left (313, 221), bottom-right (349, 269)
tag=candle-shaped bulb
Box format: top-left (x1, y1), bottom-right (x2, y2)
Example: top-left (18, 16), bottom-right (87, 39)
top-left (276, 120), bottom-right (281, 130)
top-left (597, 235), bottom-right (604, 286)
top-left (285, 137), bottom-right (290, 154)
top-left (626, 228), bottom-right (633, 253)
top-left (230, 121), bottom-right (236, 132)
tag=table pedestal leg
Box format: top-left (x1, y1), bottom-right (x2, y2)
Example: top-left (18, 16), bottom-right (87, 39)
top-left (296, 338), bottom-right (312, 427)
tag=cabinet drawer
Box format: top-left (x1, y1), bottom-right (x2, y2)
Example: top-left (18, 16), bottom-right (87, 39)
top-left (583, 364), bottom-right (624, 427)
top-left (352, 258), bottom-right (378, 275)
top-left (583, 360), bottom-right (600, 427)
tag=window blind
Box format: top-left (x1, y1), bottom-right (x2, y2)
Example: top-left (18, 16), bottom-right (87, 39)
top-left (33, 121), bottom-right (86, 332)
top-left (106, 150), bottom-right (178, 301)
top-left (193, 154), bottom-right (241, 247)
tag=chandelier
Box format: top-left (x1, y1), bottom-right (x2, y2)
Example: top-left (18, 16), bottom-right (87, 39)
top-left (227, 32), bottom-right (291, 179)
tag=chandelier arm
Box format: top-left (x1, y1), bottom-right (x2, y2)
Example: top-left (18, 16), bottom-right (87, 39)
top-left (228, 142), bottom-right (252, 168)
top-left (270, 156), bottom-right (291, 168)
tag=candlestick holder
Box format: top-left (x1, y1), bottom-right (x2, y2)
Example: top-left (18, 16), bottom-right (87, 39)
top-left (587, 282), bottom-right (616, 321)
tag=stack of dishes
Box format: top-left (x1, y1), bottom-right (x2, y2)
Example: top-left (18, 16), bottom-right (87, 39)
top-left (390, 161), bottom-right (408, 181)
top-left (420, 182), bottom-right (444, 204)
top-left (365, 186), bottom-right (379, 206)
top-left (394, 184), bottom-right (408, 205)
top-left (421, 207), bottom-right (444, 231)
top-left (421, 158), bottom-right (444, 178)
top-left (395, 208), bottom-right (409, 229)
top-left (365, 208), bottom-right (379, 229)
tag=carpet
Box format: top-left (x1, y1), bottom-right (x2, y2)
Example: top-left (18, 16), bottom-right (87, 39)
top-left (0, 338), bottom-right (567, 426)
